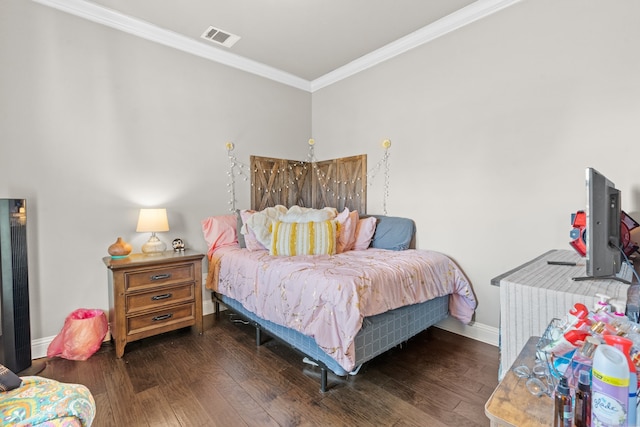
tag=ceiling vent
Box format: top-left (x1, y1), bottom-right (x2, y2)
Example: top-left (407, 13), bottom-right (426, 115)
top-left (201, 26), bottom-right (240, 48)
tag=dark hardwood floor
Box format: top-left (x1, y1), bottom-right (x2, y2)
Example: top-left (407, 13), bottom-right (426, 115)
top-left (36, 313), bottom-right (499, 426)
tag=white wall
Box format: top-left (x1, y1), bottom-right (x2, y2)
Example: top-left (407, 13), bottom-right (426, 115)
top-left (0, 0), bottom-right (311, 342)
top-left (2, 0), bottom-right (639, 352)
top-left (312, 0), bottom-right (640, 337)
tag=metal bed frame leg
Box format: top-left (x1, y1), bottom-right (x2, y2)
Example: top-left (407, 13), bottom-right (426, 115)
top-left (320, 368), bottom-right (328, 393)
top-left (212, 293), bottom-right (221, 317)
top-left (217, 292), bottom-right (332, 392)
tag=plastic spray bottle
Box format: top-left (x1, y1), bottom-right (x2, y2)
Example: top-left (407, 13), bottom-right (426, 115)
top-left (610, 301), bottom-right (631, 336)
top-left (553, 375), bottom-right (572, 427)
top-left (592, 344), bottom-right (630, 426)
top-left (543, 329), bottom-right (590, 356)
top-left (603, 335), bottom-right (638, 427)
top-left (566, 302), bottom-right (590, 328)
top-left (595, 293), bottom-right (612, 313)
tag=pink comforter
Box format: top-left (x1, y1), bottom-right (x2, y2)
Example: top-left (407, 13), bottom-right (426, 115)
top-left (207, 247), bottom-right (476, 372)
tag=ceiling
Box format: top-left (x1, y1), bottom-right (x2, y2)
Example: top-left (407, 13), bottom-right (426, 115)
top-left (33, 0), bottom-right (521, 91)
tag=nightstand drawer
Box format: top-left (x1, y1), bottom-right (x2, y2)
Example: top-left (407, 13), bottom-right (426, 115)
top-left (126, 283), bottom-right (195, 314)
top-left (127, 303), bottom-right (195, 336)
top-left (125, 263), bottom-right (195, 291)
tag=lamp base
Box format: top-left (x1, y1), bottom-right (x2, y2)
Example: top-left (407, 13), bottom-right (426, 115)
top-left (142, 234), bottom-right (166, 254)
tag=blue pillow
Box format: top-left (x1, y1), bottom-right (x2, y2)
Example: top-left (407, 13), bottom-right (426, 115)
top-left (370, 215), bottom-right (416, 251)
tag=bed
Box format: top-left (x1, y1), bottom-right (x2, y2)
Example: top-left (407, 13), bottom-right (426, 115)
top-left (203, 154), bottom-right (477, 391)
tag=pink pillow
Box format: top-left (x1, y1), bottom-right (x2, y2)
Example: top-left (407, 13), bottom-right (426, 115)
top-left (353, 217), bottom-right (377, 251)
top-left (345, 210), bottom-right (360, 251)
top-left (201, 214), bottom-right (238, 257)
top-left (240, 210), bottom-right (268, 251)
top-left (335, 208), bottom-right (358, 253)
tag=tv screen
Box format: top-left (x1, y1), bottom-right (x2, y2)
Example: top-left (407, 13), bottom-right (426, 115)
top-left (585, 167), bottom-right (622, 278)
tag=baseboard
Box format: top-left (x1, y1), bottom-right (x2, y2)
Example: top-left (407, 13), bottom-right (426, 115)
top-left (32, 336), bottom-right (52, 360)
top-left (435, 316), bottom-right (499, 347)
top-left (32, 323), bottom-right (114, 360)
top-left (31, 294), bottom-right (498, 359)
top-left (203, 293), bottom-right (215, 317)
top-left (32, 291), bottom-right (221, 360)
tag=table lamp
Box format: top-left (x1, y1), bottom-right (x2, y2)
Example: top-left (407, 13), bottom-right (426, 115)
top-left (136, 208), bottom-right (169, 254)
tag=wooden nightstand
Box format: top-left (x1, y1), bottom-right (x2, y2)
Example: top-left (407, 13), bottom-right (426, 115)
top-left (102, 250), bottom-right (204, 358)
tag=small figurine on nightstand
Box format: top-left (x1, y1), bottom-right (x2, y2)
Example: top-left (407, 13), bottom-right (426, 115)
top-left (172, 238), bottom-right (185, 252)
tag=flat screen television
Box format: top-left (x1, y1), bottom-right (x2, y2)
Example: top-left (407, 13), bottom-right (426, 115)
top-left (585, 167), bottom-right (622, 278)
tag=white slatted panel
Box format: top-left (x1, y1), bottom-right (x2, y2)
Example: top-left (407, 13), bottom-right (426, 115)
top-left (498, 249), bottom-right (629, 379)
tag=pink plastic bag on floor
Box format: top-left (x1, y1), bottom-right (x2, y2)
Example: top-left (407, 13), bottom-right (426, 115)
top-left (47, 308), bottom-right (108, 361)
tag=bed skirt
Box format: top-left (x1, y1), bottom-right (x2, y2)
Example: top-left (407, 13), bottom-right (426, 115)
top-left (214, 292), bottom-right (449, 378)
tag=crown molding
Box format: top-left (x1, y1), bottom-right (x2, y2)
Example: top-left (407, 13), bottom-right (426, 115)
top-left (31, 0), bottom-right (311, 91)
top-left (32, 0), bottom-right (520, 93)
top-left (310, 0), bottom-right (522, 92)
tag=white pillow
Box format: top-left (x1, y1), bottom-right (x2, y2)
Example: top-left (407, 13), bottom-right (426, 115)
top-left (244, 205), bottom-right (287, 249)
top-left (280, 205), bottom-right (338, 223)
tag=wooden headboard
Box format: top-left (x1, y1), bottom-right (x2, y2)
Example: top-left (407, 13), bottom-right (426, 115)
top-left (251, 154), bottom-right (367, 214)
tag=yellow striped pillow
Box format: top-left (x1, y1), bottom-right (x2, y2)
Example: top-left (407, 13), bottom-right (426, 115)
top-left (270, 220), bottom-right (337, 256)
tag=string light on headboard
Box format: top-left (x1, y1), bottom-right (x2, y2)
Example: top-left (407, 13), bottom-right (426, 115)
top-left (225, 142), bottom-right (249, 212)
top-left (303, 138), bottom-right (392, 210)
top-left (228, 138), bottom-right (389, 213)
top-left (303, 137), bottom-right (337, 198)
top-left (306, 138), bottom-right (317, 162)
top-left (367, 139), bottom-right (392, 215)
top-left (304, 138), bottom-right (361, 202)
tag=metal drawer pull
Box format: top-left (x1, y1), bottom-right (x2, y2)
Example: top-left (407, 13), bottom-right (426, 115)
top-left (151, 293), bottom-right (173, 301)
top-left (152, 313), bottom-right (173, 322)
top-left (150, 273), bottom-right (171, 281)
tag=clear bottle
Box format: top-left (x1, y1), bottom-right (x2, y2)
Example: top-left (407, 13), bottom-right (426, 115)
top-left (553, 375), bottom-right (573, 427)
top-left (574, 370), bottom-right (591, 427)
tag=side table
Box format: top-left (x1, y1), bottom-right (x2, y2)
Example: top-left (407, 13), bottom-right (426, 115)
top-left (103, 250), bottom-right (204, 358)
top-left (485, 336), bottom-right (552, 426)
